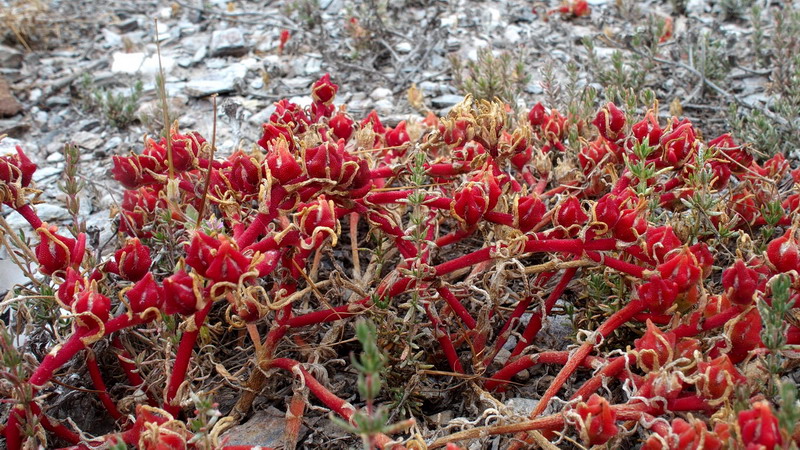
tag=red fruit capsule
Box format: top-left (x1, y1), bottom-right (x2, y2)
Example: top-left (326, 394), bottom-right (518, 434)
top-left (592, 102), bottom-right (626, 143)
top-left (311, 73), bottom-right (338, 105)
top-left (185, 231), bottom-right (220, 278)
top-left (163, 270), bottom-right (199, 316)
top-left (57, 268), bottom-right (85, 307)
top-left (385, 121), bottom-right (410, 148)
top-left (642, 417), bottom-right (724, 450)
top-left (574, 394), bottom-right (617, 446)
top-left (36, 225), bottom-right (78, 276)
top-left (72, 290), bottom-right (111, 332)
top-left (114, 238), bottom-right (152, 282)
top-left (766, 229), bottom-right (800, 273)
top-left (452, 182), bottom-right (489, 229)
top-left (304, 141), bottom-right (344, 182)
top-left (696, 355), bottom-right (745, 403)
top-left (657, 247), bottom-right (702, 293)
top-left (634, 319), bottom-right (676, 372)
top-left (738, 401), bottom-right (783, 450)
top-left (296, 196), bottom-right (338, 246)
top-left (726, 308), bottom-right (763, 363)
top-left (205, 236), bottom-right (251, 284)
top-left (637, 276), bottom-right (679, 314)
top-left (126, 272), bottom-right (164, 314)
top-left (515, 195), bottom-right (546, 233)
top-left (329, 111), bottom-right (355, 141)
top-left (264, 138), bottom-right (302, 185)
top-left (631, 111), bottom-right (662, 147)
top-left (721, 259), bottom-right (760, 305)
top-left (528, 102), bottom-right (546, 127)
top-left (553, 197), bottom-right (588, 232)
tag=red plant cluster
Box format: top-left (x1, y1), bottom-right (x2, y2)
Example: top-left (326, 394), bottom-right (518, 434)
top-left (2, 74), bottom-right (800, 449)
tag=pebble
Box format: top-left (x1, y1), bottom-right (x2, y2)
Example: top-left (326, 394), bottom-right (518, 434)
top-left (0, 259), bottom-right (28, 297)
top-left (396, 41), bottom-right (413, 53)
top-left (374, 99), bottom-right (394, 115)
top-left (505, 397), bottom-right (540, 417)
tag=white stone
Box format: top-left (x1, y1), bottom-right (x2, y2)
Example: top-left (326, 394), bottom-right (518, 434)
top-left (369, 87), bottom-right (392, 101)
top-left (396, 42), bottom-right (413, 53)
top-left (139, 54), bottom-right (176, 76)
top-left (111, 52), bottom-right (145, 74)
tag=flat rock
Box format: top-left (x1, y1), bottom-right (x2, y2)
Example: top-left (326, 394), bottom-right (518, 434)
top-left (0, 44), bottom-right (23, 69)
top-left (0, 118), bottom-right (29, 137)
top-left (72, 131), bottom-right (104, 150)
top-left (0, 77), bottom-right (22, 117)
top-left (0, 258), bottom-right (29, 297)
top-left (210, 28), bottom-right (249, 57)
top-left (33, 204), bottom-right (71, 222)
top-left (220, 407), bottom-right (307, 447)
top-left (185, 63), bottom-right (248, 97)
top-left (431, 94), bottom-right (464, 108)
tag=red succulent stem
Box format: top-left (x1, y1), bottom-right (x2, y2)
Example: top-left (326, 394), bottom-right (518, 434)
top-left (436, 286), bottom-right (477, 329)
top-left (507, 267), bottom-right (577, 362)
top-left (286, 277), bottom-right (412, 328)
top-left (432, 238), bottom-right (617, 278)
top-left (434, 227), bottom-right (474, 248)
top-left (29, 329), bottom-right (93, 387)
top-left (86, 351), bottom-right (123, 421)
top-left (672, 306), bottom-right (741, 338)
top-left (423, 301), bottom-right (464, 373)
top-left (585, 250), bottom-right (649, 278)
top-left (570, 354), bottom-right (633, 401)
top-left (164, 300), bottom-right (213, 416)
top-left (235, 209), bottom-right (279, 249)
top-left (111, 336), bottom-right (156, 406)
top-left (14, 204), bottom-right (42, 229)
top-left (526, 300), bottom-right (646, 418)
top-left (484, 351), bottom-right (611, 391)
top-left (267, 358), bottom-right (406, 449)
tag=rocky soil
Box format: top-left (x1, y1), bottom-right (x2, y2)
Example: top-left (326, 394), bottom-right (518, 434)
top-left (1, 0), bottom-right (798, 447)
